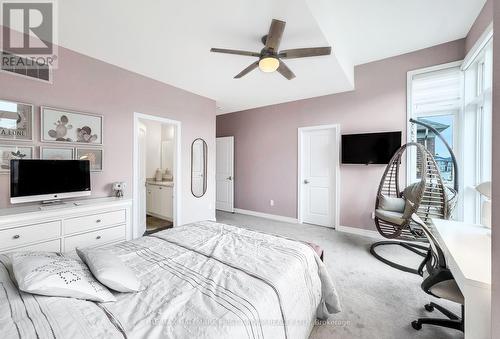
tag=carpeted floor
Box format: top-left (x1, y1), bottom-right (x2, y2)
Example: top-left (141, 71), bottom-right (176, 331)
top-left (216, 211), bottom-right (463, 339)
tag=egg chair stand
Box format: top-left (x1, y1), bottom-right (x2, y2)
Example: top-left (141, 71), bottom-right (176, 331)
top-left (370, 119), bottom-right (458, 275)
top-left (370, 241), bottom-right (429, 274)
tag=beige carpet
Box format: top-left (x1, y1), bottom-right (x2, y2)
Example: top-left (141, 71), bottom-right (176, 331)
top-left (216, 211), bottom-right (463, 339)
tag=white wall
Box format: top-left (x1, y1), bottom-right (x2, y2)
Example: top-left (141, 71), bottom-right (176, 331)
top-left (161, 124), bottom-right (175, 176)
top-left (140, 119), bottom-right (163, 178)
top-left (140, 119), bottom-right (177, 180)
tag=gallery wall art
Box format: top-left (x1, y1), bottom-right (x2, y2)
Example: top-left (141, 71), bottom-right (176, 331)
top-left (76, 147), bottom-right (103, 171)
top-left (0, 101), bottom-right (105, 175)
top-left (0, 145), bottom-right (33, 173)
top-left (41, 107), bottom-right (103, 145)
top-left (40, 147), bottom-right (74, 160)
top-left (0, 99), bottom-right (34, 141)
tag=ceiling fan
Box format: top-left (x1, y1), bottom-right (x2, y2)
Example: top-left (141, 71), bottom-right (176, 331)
top-left (210, 19), bottom-right (332, 80)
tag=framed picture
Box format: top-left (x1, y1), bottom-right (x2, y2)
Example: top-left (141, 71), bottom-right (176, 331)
top-left (0, 145), bottom-right (34, 173)
top-left (41, 107), bottom-right (103, 145)
top-left (76, 148), bottom-right (103, 172)
top-left (40, 146), bottom-right (74, 160)
top-left (0, 99), bottom-right (34, 141)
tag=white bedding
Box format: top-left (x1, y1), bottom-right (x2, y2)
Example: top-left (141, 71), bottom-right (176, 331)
top-left (0, 221), bottom-right (341, 339)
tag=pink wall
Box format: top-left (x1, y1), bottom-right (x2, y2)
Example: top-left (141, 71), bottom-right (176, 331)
top-left (466, 0), bottom-right (493, 53)
top-left (217, 39), bottom-right (465, 230)
top-left (491, 0), bottom-right (499, 335)
top-left (0, 31), bottom-right (216, 225)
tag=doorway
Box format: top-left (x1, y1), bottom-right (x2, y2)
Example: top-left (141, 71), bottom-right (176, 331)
top-left (133, 113), bottom-right (181, 238)
top-left (216, 136), bottom-right (234, 212)
top-left (298, 125), bottom-right (340, 228)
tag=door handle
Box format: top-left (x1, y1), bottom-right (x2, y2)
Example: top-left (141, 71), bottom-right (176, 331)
top-left (304, 179), bottom-right (310, 184)
top-left (227, 176), bottom-right (232, 181)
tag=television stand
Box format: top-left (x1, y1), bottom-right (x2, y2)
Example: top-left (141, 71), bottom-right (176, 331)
top-left (0, 197), bottom-right (132, 253)
top-left (39, 201), bottom-right (74, 210)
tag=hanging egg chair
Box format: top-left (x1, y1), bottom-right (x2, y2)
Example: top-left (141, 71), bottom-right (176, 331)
top-left (370, 119), bottom-right (458, 275)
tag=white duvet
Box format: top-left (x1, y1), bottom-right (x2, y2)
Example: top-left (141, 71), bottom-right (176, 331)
top-left (0, 221), bottom-right (341, 339)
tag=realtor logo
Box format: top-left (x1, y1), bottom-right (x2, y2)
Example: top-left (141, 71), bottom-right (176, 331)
top-left (2, 1), bottom-right (53, 54)
top-left (0, 0), bottom-right (57, 72)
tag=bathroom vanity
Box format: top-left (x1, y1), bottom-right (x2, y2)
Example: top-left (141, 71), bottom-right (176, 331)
top-left (146, 179), bottom-right (173, 221)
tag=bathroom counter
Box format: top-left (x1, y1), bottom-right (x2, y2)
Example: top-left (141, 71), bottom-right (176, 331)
top-left (146, 179), bottom-right (174, 187)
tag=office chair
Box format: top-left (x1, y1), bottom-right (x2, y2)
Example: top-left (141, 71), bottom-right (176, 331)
top-left (411, 215), bottom-right (464, 332)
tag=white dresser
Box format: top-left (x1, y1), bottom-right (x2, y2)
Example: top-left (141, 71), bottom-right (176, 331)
top-left (0, 197), bottom-right (132, 253)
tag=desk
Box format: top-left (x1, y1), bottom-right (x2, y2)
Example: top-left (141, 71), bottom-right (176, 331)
top-left (431, 219), bottom-right (491, 339)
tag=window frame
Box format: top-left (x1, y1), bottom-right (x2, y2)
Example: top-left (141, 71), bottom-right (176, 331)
top-left (461, 36), bottom-right (493, 224)
top-left (406, 26), bottom-right (493, 224)
top-left (406, 60), bottom-right (464, 219)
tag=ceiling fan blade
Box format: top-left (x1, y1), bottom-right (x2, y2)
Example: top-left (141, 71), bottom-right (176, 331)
top-left (265, 19), bottom-right (286, 51)
top-left (279, 46), bottom-right (332, 59)
top-left (210, 48), bottom-right (260, 57)
top-left (277, 61), bottom-right (296, 80)
top-left (234, 61), bottom-right (259, 78)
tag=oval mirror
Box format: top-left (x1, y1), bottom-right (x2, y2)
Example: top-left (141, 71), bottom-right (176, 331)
top-left (191, 138), bottom-right (207, 198)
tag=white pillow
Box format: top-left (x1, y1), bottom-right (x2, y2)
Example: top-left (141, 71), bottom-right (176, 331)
top-left (77, 248), bottom-right (142, 292)
top-left (12, 252), bottom-right (116, 302)
top-left (379, 194), bottom-right (405, 213)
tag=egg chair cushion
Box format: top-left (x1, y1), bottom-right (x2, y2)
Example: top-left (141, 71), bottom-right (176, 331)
top-left (379, 195), bottom-right (405, 213)
top-left (375, 209), bottom-right (406, 226)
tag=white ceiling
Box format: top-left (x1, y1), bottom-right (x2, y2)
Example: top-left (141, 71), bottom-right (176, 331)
top-left (57, 0), bottom-right (486, 114)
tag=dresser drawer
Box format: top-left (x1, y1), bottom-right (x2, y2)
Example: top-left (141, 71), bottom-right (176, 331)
top-left (64, 226), bottom-right (125, 251)
top-left (1, 239), bottom-right (61, 253)
top-left (65, 210), bottom-right (126, 235)
top-left (0, 221), bottom-right (61, 251)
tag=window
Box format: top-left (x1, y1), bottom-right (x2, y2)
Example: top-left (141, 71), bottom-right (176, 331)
top-left (407, 63), bottom-right (462, 195)
top-left (415, 114), bottom-right (455, 186)
top-left (462, 38), bottom-right (493, 224)
top-left (407, 34), bottom-right (493, 224)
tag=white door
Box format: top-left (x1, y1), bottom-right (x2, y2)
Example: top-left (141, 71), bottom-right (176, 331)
top-left (216, 136), bottom-right (234, 212)
top-left (138, 124), bottom-right (147, 234)
top-left (299, 127), bottom-right (339, 228)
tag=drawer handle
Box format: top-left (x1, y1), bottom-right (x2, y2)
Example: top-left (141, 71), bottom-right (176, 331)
top-left (13, 234), bottom-right (20, 239)
top-left (96, 219), bottom-right (102, 223)
top-left (96, 235), bottom-right (102, 240)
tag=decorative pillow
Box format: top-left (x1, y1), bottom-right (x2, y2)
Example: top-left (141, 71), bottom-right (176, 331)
top-left (77, 248), bottom-right (142, 292)
top-left (12, 252), bottom-right (116, 302)
top-left (379, 195), bottom-right (405, 212)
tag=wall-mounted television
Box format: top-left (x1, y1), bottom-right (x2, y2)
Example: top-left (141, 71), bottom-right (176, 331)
top-left (10, 160), bottom-right (91, 204)
top-left (342, 131), bottom-right (402, 165)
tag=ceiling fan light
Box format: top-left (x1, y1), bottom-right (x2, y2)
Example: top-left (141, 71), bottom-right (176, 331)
top-left (259, 57), bottom-right (279, 72)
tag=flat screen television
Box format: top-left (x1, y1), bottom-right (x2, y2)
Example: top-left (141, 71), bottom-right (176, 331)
top-left (10, 160), bottom-right (91, 204)
top-left (342, 131), bottom-right (402, 165)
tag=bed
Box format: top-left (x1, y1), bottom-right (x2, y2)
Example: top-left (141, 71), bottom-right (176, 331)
top-left (0, 221), bottom-right (341, 339)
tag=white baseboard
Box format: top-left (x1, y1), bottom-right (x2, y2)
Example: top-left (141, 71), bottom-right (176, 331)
top-left (336, 225), bottom-right (385, 240)
top-left (233, 208), bottom-right (299, 224)
top-left (229, 209), bottom-right (383, 240)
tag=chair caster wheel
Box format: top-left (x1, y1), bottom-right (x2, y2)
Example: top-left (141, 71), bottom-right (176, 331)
top-left (411, 320), bottom-right (422, 330)
top-left (424, 304), bottom-right (434, 312)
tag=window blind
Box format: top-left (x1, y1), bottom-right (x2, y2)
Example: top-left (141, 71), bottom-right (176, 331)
top-left (411, 66), bottom-right (461, 113)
